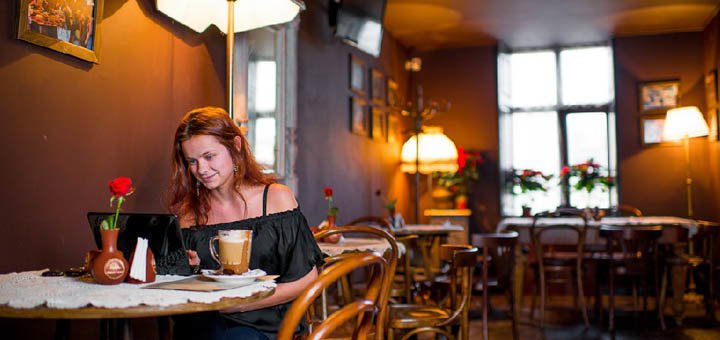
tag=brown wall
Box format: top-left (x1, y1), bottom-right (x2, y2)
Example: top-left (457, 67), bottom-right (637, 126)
top-left (412, 46), bottom-right (501, 230)
top-left (415, 32), bottom-right (719, 225)
top-left (0, 0), bottom-right (410, 276)
top-left (295, 0), bottom-right (411, 226)
top-left (614, 32), bottom-right (717, 220)
top-left (0, 0), bottom-right (226, 274)
top-left (703, 14), bottom-right (720, 223)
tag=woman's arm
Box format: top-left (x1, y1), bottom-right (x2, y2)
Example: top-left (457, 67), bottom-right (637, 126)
top-left (220, 267), bottom-right (318, 313)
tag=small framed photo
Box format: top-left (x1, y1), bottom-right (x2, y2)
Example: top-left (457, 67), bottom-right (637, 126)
top-left (709, 108), bottom-right (719, 142)
top-left (370, 69), bottom-right (386, 105)
top-left (706, 70), bottom-right (718, 111)
top-left (387, 78), bottom-right (399, 107)
top-left (371, 107), bottom-right (387, 142)
top-left (17, 0), bottom-right (104, 63)
top-left (349, 55), bottom-right (366, 96)
top-left (640, 114), bottom-right (671, 146)
top-left (350, 96), bottom-right (369, 136)
top-left (387, 114), bottom-right (399, 144)
top-left (638, 80), bottom-right (679, 112)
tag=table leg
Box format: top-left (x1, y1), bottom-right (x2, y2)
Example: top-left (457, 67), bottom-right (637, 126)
top-left (418, 237), bottom-right (434, 282)
top-left (669, 242), bottom-right (688, 326)
top-left (156, 316), bottom-right (171, 340)
top-left (513, 244), bottom-right (526, 326)
top-left (118, 318), bottom-right (132, 340)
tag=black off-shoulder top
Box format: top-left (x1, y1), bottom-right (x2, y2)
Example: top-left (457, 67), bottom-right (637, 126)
top-left (181, 187), bottom-right (323, 337)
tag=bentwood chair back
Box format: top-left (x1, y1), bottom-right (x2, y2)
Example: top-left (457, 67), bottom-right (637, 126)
top-left (472, 232), bottom-right (520, 340)
top-left (346, 216), bottom-right (418, 303)
top-left (387, 245), bottom-right (478, 340)
top-left (278, 252), bottom-right (387, 340)
top-left (530, 208), bottom-right (590, 327)
top-left (314, 225), bottom-right (399, 339)
top-left (598, 225), bottom-right (664, 332)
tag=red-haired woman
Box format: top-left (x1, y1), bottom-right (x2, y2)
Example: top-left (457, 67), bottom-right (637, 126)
top-left (167, 107), bottom-right (322, 340)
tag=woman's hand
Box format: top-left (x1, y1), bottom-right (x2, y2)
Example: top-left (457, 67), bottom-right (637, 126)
top-left (187, 250), bottom-right (200, 266)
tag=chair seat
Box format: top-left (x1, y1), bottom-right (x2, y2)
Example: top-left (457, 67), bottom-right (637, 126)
top-left (388, 304), bottom-right (451, 329)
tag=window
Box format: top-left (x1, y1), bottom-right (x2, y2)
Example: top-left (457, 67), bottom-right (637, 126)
top-left (499, 45), bottom-right (617, 216)
top-left (235, 22), bottom-right (299, 192)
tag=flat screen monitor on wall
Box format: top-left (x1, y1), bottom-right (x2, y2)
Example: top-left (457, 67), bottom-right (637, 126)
top-left (329, 0), bottom-right (387, 57)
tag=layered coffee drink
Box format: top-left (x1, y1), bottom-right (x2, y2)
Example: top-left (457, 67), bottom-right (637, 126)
top-left (210, 230), bottom-right (252, 274)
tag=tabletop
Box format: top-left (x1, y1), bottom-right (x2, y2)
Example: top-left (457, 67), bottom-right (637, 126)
top-left (393, 224), bottom-right (464, 236)
top-left (498, 216), bottom-right (719, 236)
top-left (317, 237), bottom-right (406, 257)
top-left (0, 270), bottom-right (276, 319)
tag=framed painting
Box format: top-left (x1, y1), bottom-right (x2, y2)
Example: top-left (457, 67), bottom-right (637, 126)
top-left (709, 107), bottom-right (719, 142)
top-left (349, 54), bottom-right (366, 96)
top-left (387, 114), bottom-right (399, 144)
top-left (387, 78), bottom-right (399, 108)
top-left (640, 114), bottom-right (671, 146)
top-left (17, 0), bottom-right (104, 63)
top-left (638, 80), bottom-right (679, 112)
top-left (350, 96), bottom-right (369, 136)
top-left (370, 69), bottom-right (386, 106)
top-left (706, 70), bottom-right (718, 111)
top-left (371, 107), bottom-right (387, 142)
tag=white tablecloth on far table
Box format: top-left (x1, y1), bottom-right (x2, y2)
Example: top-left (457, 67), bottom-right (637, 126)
top-left (318, 237), bottom-right (406, 257)
top-left (0, 270), bottom-right (276, 310)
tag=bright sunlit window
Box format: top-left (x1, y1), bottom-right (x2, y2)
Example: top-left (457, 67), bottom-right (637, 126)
top-left (499, 45), bottom-right (617, 216)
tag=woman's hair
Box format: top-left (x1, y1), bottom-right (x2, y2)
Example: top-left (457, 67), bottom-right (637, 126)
top-left (168, 106), bottom-right (275, 225)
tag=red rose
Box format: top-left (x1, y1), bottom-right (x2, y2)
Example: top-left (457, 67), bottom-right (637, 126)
top-left (323, 187), bottom-right (333, 198)
top-left (560, 166), bottom-right (570, 177)
top-left (108, 177), bottom-right (134, 198)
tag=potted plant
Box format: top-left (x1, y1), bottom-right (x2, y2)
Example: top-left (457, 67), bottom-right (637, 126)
top-left (434, 147), bottom-right (483, 209)
top-left (510, 169), bottom-right (553, 216)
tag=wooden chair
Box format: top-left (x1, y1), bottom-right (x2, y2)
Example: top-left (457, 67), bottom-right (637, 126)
top-left (472, 231), bottom-right (520, 340)
top-left (277, 252), bottom-right (387, 340)
top-left (346, 216), bottom-right (418, 303)
top-left (597, 225), bottom-right (665, 332)
top-left (387, 245), bottom-right (478, 340)
top-left (529, 208), bottom-right (590, 328)
top-left (313, 225), bottom-right (399, 340)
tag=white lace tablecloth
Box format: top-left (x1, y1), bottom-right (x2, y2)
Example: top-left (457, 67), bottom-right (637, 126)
top-left (0, 270), bottom-right (276, 310)
top-left (318, 237), bottom-right (406, 257)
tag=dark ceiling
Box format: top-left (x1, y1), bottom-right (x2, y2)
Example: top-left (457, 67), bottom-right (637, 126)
top-left (383, 0), bottom-right (720, 51)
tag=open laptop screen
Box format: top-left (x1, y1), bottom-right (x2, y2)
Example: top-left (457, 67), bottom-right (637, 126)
top-left (86, 212), bottom-right (191, 275)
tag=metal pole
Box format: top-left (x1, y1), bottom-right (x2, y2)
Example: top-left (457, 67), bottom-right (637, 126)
top-left (226, 0), bottom-right (236, 119)
top-left (684, 135), bottom-right (693, 218)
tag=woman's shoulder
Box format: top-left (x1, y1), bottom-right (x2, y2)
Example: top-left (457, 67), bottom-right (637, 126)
top-left (265, 183), bottom-right (298, 214)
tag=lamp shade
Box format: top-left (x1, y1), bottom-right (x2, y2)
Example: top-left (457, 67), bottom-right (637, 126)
top-left (401, 127), bottom-right (459, 174)
top-left (663, 106), bottom-right (709, 141)
top-left (156, 0), bottom-right (304, 34)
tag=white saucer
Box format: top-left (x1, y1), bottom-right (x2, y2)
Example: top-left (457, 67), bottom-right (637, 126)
top-left (200, 269), bottom-right (266, 285)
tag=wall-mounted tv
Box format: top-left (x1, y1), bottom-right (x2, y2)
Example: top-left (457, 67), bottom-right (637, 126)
top-left (329, 0), bottom-right (387, 57)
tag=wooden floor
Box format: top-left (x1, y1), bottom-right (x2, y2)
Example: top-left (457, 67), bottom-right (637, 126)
top-left (466, 295), bottom-right (720, 340)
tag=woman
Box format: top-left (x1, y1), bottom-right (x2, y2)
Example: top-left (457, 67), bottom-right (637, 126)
top-left (167, 106), bottom-right (323, 340)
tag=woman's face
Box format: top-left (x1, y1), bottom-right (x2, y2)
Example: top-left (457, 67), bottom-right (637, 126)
top-left (182, 135), bottom-right (238, 192)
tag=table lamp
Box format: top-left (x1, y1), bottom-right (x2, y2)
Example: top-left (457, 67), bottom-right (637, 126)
top-left (401, 126), bottom-right (459, 222)
top-left (156, 0), bottom-right (305, 120)
top-left (662, 106), bottom-right (709, 217)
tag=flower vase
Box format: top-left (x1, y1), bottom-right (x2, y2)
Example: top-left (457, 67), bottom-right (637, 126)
top-left (90, 229), bottom-right (129, 285)
top-left (454, 194), bottom-right (468, 209)
top-left (522, 206), bottom-right (532, 217)
top-left (323, 215), bottom-right (341, 244)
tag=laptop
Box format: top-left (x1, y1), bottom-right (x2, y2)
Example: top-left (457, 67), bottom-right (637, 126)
top-left (87, 212), bottom-right (192, 275)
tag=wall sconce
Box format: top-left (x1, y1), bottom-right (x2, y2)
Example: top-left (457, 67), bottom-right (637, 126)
top-left (156, 0), bottom-right (305, 120)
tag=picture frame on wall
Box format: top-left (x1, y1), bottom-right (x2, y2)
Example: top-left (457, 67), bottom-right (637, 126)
top-left (371, 107), bottom-right (387, 142)
top-left (638, 79), bottom-right (679, 112)
top-left (17, 0), bottom-right (104, 63)
top-left (706, 70), bottom-right (719, 142)
top-left (350, 96), bottom-right (369, 136)
top-left (387, 78), bottom-right (399, 108)
top-left (387, 114), bottom-right (399, 144)
top-left (370, 69), bottom-right (386, 106)
top-left (640, 113), bottom-right (671, 146)
top-left (349, 55), bottom-right (366, 96)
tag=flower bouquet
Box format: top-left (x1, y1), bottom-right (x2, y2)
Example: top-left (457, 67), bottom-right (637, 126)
top-left (510, 169), bottom-right (552, 216)
top-left (560, 159), bottom-right (613, 193)
top-left (434, 147), bottom-right (483, 208)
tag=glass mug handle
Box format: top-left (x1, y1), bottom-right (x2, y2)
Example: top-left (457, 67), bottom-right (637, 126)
top-left (209, 235), bottom-right (222, 267)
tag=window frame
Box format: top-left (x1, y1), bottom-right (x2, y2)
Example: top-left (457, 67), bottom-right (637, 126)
top-left (498, 44), bottom-right (617, 216)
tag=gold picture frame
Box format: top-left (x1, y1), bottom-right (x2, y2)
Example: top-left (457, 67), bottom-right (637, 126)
top-left (638, 79), bottom-right (679, 113)
top-left (17, 0), bottom-right (104, 63)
